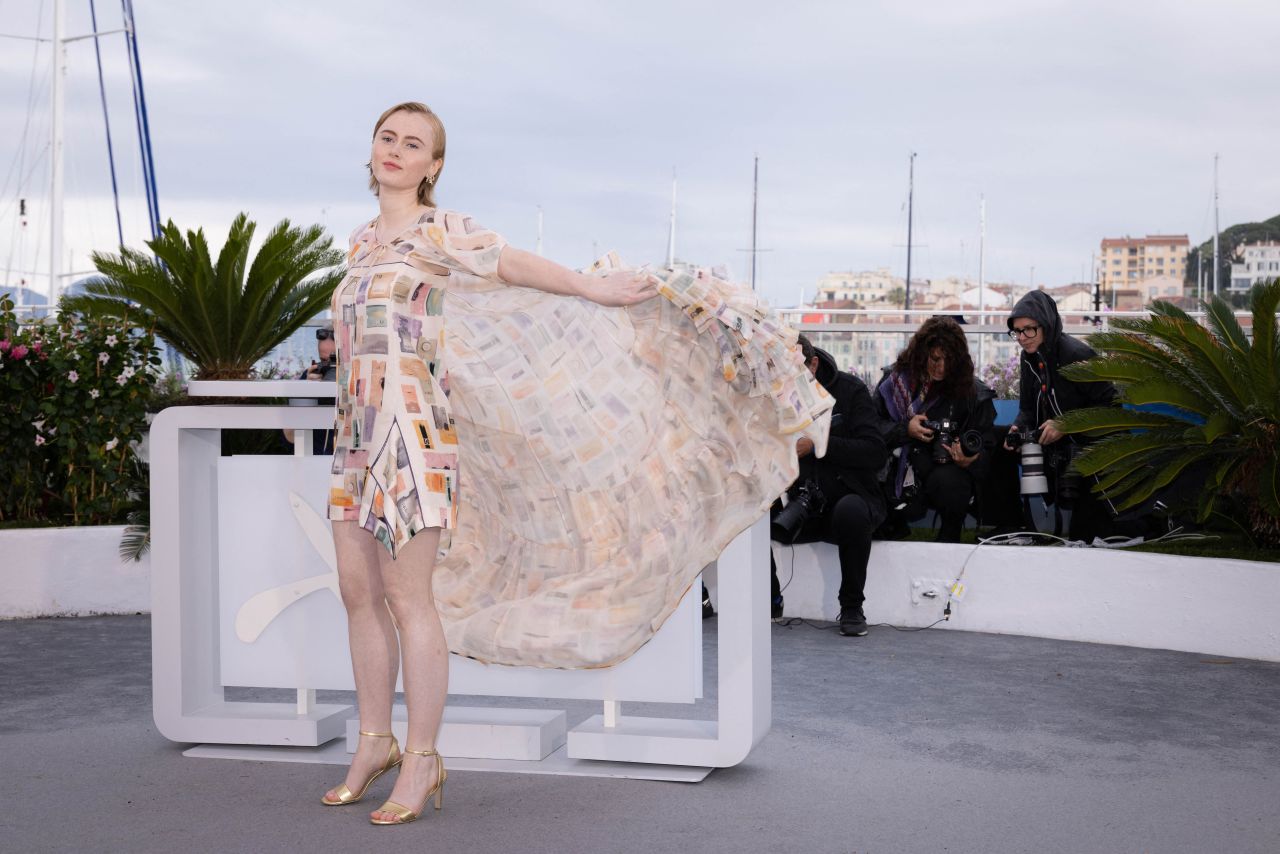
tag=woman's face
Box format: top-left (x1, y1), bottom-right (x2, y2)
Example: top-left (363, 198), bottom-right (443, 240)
top-left (926, 347), bottom-right (947, 383)
top-left (370, 111), bottom-right (441, 199)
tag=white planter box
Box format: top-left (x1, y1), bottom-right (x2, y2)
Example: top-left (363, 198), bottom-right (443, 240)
top-left (772, 541), bottom-right (1280, 662)
top-left (0, 526), bottom-right (150, 619)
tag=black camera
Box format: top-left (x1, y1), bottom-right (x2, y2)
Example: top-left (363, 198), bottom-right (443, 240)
top-left (922, 419), bottom-right (983, 464)
top-left (310, 355), bottom-right (338, 382)
top-left (771, 478), bottom-right (827, 543)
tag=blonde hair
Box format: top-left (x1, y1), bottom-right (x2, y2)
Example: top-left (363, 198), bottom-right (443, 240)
top-left (367, 102), bottom-right (447, 206)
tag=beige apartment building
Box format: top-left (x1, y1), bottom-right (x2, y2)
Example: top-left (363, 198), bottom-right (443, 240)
top-left (1098, 234), bottom-right (1189, 291)
top-left (813, 269), bottom-right (903, 304)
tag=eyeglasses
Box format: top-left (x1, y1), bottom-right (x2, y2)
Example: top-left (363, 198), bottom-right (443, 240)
top-left (315, 328), bottom-right (334, 341)
top-left (1008, 325), bottom-right (1040, 339)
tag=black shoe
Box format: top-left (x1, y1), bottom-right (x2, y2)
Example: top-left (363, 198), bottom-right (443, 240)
top-left (701, 585), bottom-right (716, 619)
top-left (771, 595), bottom-right (784, 620)
top-left (838, 607), bottom-right (868, 637)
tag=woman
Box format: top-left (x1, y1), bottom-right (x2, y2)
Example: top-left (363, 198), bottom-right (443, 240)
top-left (322, 102), bottom-right (832, 825)
top-left (322, 102), bottom-right (657, 825)
top-left (874, 316), bottom-right (995, 542)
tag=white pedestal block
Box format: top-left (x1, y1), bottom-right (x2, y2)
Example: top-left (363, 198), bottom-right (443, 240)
top-left (151, 392), bottom-right (771, 774)
top-left (347, 705), bottom-right (567, 761)
top-left (567, 517), bottom-right (772, 768)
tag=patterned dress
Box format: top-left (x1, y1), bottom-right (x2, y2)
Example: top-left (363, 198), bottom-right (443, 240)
top-left (327, 208), bottom-right (835, 669)
top-left (327, 209), bottom-right (505, 556)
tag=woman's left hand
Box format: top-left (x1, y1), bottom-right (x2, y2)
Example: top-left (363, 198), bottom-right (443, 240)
top-left (583, 271), bottom-right (660, 307)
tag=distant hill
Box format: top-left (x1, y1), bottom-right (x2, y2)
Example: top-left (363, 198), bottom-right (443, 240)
top-left (1186, 213), bottom-right (1280, 287)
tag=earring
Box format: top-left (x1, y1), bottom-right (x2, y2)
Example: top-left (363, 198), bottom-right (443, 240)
top-left (426, 174), bottom-right (436, 185)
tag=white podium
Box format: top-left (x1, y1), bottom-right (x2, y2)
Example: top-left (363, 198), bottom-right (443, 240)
top-left (151, 381), bottom-right (771, 780)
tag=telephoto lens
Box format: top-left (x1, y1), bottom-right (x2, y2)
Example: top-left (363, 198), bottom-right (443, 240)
top-left (1019, 442), bottom-right (1050, 495)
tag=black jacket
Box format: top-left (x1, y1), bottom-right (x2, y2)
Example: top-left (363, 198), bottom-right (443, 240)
top-left (874, 373), bottom-right (997, 482)
top-left (1007, 290), bottom-right (1117, 433)
top-left (796, 347), bottom-right (888, 517)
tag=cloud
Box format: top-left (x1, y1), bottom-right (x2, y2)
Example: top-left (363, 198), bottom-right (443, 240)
top-left (3, 0), bottom-right (1279, 310)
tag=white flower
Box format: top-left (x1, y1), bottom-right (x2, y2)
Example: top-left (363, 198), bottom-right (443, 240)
top-left (116, 374), bottom-right (128, 386)
top-left (67, 370), bottom-right (79, 383)
top-left (120, 366), bottom-right (136, 379)
top-left (105, 334), bottom-right (118, 346)
top-left (32, 419), bottom-right (45, 432)
top-left (98, 352), bottom-right (110, 364)
top-left (89, 389), bottom-right (100, 399)
top-left (104, 438), bottom-right (119, 452)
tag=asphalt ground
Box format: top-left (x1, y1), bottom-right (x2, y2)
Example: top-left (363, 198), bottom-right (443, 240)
top-left (2, 614), bottom-right (1278, 854)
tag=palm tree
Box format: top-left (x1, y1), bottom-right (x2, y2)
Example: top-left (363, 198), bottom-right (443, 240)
top-left (62, 214), bottom-right (344, 379)
top-left (1056, 280), bottom-right (1280, 546)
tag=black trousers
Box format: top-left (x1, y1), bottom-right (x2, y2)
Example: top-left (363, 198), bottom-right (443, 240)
top-left (903, 461), bottom-right (975, 542)
top-left (771, 492), bottom-right (877, 610)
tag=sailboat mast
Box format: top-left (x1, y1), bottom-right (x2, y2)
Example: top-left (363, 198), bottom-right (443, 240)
top-left (665, 169), bottom-right (676, 268)
top-left (978, 193), bottom-right (986, 369)
top-left (905, 151), bottom-right (915, 312)
top-left (1212, 153), bottom-right (1220, 298)
top-left (750, 155), bottom-right (759, 290)
top-left (50, 0), bottom-right (66, 305)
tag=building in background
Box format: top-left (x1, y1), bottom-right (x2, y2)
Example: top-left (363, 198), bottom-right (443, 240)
top-left (813, 269), bottom-right (905, 304)
top-left (1112, 274), bottom-right (1184, 310)
top-left (1098, 234), bottom-right (1189, 293)
top-left (1230, 242), bottom-right (1280, 292)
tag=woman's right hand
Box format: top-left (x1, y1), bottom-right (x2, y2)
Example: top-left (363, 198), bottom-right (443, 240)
top-left (907, 414), bottom-right (933, 442)
top-left (1003, 424), bottom-right (1018, 451)
top-left (581, 271), bottom-right (660, 307)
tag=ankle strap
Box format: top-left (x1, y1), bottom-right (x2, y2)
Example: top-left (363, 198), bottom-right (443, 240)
top-left (404, 747), bottom-right (439, 757)
top-left (358, 730), bottom-right (395, 738)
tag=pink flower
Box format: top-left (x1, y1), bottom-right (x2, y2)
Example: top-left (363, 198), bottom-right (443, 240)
top-left (0, 339), bottom-right (9, 352)
top-left (89, 389), bottom-right (100, 399)
top-left (105, 334), bottom-right (118, 346)
top-left (34, 435), bottom-right (45, 446)
top-left (68, 370), bottom-right (79, 383)
top-left (116, 374), bottom-right (128, 386)
top-left (104, 438), bottom-right (119, 452)
top-left (31, 341), bottom-right (42, 353)
top-left (97, 352), bottom-right (110, 364)
top-left (11, 344), bottom-right (28, 359)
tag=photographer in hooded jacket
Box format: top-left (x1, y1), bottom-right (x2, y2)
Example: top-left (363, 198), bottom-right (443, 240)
top-left (874, 317), bottom-right (996, 542)
top-left (1003, 291), bottom-right (1119, 541)
top-left (770, 335), bottom-right (887, 637)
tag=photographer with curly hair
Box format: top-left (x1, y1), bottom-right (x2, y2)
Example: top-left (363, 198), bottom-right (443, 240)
top-left (874, 317), bottom-right (996, 542)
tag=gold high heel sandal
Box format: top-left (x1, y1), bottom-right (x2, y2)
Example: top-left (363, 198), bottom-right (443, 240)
top-left (369, 747), bottom-right (447, 825)
top-left (320, 730), bottom-right (402, 806)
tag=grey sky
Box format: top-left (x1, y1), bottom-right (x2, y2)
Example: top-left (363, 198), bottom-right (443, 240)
top-left (3, 0), bottom-right (1278, 307)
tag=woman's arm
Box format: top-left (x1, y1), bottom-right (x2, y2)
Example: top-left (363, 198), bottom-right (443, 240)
top-left (497, 247), bottom-right (657, 307)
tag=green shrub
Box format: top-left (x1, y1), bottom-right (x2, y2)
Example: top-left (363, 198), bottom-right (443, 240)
top-left (0, 295), bottom-right (159, 525)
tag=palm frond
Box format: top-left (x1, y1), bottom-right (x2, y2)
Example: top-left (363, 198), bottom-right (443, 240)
top-left (68, 212), bottom-right (342, 379)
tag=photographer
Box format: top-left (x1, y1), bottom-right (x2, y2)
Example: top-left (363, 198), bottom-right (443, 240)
top-left (282, 325), bottom-right (337, 454)
top-left (1003, 291), bottom-right (1118, 541)
top-left (770, 335), bottom-right (887, 637)
top-left (874, 317), bottom-right (995, 542)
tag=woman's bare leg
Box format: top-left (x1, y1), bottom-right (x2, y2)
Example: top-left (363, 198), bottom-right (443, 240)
top-left (325, 520), bottom-right (401, 801)
top-left (370, 527), bottom-right (448, 821)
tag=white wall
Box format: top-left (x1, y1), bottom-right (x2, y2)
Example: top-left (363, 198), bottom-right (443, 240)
top-left (0, 526), bottom-right (149, 618)
top-left (7, 525), bottom-right (1278, 665)
top-left (773, 541), bottom-right (1280, 662)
